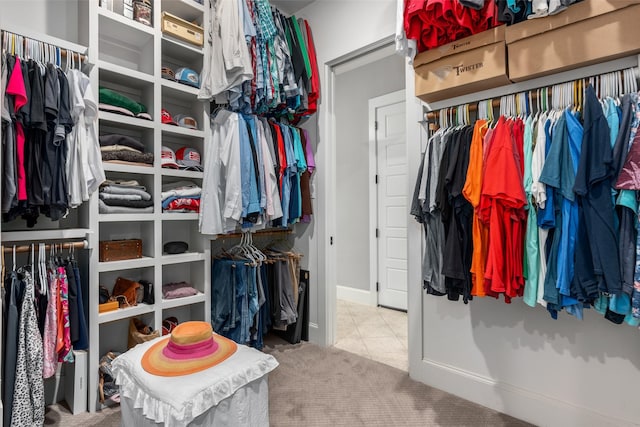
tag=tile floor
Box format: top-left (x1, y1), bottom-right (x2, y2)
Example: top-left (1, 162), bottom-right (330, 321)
top-left (334, 299), bottom-right (408, 371)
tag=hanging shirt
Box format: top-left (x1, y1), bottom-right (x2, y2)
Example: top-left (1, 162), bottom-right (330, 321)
top-left (462, 120), bottom-right (489, 297)
top-left (523, 115), bottom-right (540, 307)
top-left (199, 0), bottom-right (253, 100)
top-left (441, 126), bottom-right (474, 303)
top-left (479, 116), bottom-right (527, 301)
top-left (200, 110), bottom-right (242, 235)
top-left (256, 119), bottom-right (283, 221)
top-left (531, 112), bottom-right (549, 307)
top-left (6, 56), bottom-right (27, 201)
top-left (574, 85), bottom-right (622, 297)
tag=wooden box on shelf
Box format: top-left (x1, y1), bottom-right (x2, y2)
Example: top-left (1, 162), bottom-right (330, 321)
top-left (161, 12), bottom-right (203, 46)
top-left (99, 239), bottom-right (143, 262)
top-left (99, 301), bottom-right (120, 313)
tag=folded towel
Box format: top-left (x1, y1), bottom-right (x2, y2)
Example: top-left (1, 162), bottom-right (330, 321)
top-left (100, 186), bottom-right (152, 200)
top-left (99, 87), bottom-right (147, 115)
top-left (162, 195), bottom-right (200, 210)
top-left (101, 145), bottom-right (142, 153)
top-left (164, 198), bottom-right (200, 212)
top-left (101, 150), bottom-right (154, 165)
top-left (162, 282), bottom-right (199, 300)
top-left (101, 199), bottom-right (154, 208)
top-left (100, 134), bottom-right (146, 152)
top-left (99, 200), bottom-right (154, 214)
top-left (100, 193), bottom-right (143, 201)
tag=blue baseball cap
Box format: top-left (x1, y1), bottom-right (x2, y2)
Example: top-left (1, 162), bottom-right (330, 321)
top-left (175, 67), bottom-right (200, 88)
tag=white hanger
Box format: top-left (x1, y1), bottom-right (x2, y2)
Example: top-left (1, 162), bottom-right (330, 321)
top-left (39, 243), bottom-right (47, 296)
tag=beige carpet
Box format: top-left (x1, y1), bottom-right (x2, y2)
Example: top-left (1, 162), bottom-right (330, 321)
top-left (45, 337), bottom-right (531, 426)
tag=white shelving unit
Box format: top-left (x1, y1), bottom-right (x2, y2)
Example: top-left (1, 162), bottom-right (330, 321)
top-left (87, 0), bottom-right (210, 412)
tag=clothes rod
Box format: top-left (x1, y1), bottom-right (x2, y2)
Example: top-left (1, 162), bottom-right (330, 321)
top-left (424, 89), bottom-right (555, 122)
top-left (219, 229), bottom-right (293, 239)
top-left (1, 29), bottom-right (89, 62)
top-left (2, 240), bottom-right (89, 254)
top-left (424, 66), bottom-right (640, 122)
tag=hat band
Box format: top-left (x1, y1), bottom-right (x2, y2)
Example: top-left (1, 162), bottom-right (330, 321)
top-left (163, 337), bottom-right (218, 360)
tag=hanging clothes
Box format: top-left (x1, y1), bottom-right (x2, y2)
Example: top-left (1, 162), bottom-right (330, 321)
top-left (3, 270), bottom-right (23, 427)
top-left (11, 268), bottom-right (45, 427)
top-left (574, 85), bottom-right (622, 297)
top-left (1, 51), bottom-right (103, 227)
top-left (200, 109), bottom-right (312, 236)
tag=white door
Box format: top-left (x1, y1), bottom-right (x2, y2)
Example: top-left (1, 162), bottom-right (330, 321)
top-left (371, 91), bottom-right (407, 310)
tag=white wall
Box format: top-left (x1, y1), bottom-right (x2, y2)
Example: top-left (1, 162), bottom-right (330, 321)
top-left (405, 57), bottom-right (640, 425)
top-left (297, 0), bottom-right (397, 344)
top-left (0, 0), bottom-right (81, 45)
top-left (301, 0), bottom-right (640, 425)
top-left (335, 53), bottom-right (404, 298)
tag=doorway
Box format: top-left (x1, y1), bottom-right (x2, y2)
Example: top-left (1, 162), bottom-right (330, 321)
top-left (370, 91), bottom-right (408, 311)
top-left (330, 45), bottom-right (407, 370)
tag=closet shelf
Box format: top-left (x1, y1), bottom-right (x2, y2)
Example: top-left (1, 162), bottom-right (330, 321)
top-left (161, 124), bottom-right (205, 138)
top-left (161, 212), bottom-right (199, 221)
top-left (103, 162), bottom-right (155, 175)
top-left (99, 111), bottom-right (155, 130)
top-left (161, 79), bottom-right (200, 100)
top-left (161, 168), bottom-right (203, 179)
top-left (161, 292), bottom-right (206, 310)
top-left (98, 303), bottom-right (155, 324)
top-left (99, 60), bottom-right (155, 88)
top-left (161, 252), bottom-right (205, 265)
top-left (98, 213), bottom-right (155, 223)
top-left (1, 228), bottom-right (91, 243)
top-left (161, 35), bottom-right (203, 63)
top-left (161, 0), bottom-right (205, 23)
top-left (98, 8), bottom-right (155, 41)
top-left (98, 256), bottom-right (155, 272)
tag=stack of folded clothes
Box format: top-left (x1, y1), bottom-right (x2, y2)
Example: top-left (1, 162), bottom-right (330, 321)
top-left (161, 181), bottom-right (201, 213)
top-left (162, 281), bottom-right (199, 300)
top-left (99, 87), bottom-right (152, 121)
top-left (100, 134), bottom-right (154, 167)
top-left (99, 179), bottom-right (154, 214)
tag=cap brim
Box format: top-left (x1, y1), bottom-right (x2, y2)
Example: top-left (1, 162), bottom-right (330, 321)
top-left (177, 161), bottom-right (203, 171)
top-left (141, 334), bottom-right (237, 377)
top-left (162, 162), bottom-right (180, 169)
top-left (163, 121), bottom-right (179, 126)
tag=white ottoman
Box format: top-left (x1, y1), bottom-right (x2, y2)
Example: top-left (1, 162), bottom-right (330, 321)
top-left (112, 337), bottom-right (278, 427)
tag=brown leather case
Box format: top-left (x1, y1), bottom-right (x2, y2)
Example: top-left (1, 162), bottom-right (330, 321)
top-left (99, 239), bottom-right (142, 262)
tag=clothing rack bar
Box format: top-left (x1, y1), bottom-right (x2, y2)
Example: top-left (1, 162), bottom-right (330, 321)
top-left (424, 66), bottom-right (640, 122)
top-left (2, 240), bottom-right (89, 254)
top-left (1, 29), bottom-right (89, 63)
top-left (219, 229), bottom-right (293, 239)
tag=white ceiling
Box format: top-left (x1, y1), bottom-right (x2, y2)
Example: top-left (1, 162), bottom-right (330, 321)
top-left (270, 0), bottom-right (317, 14)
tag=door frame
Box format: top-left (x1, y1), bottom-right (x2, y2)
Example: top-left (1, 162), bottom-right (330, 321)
top-left (368, 90), bottom-right (406, 308)
top-left (323, 37), bottom-right (399, 347)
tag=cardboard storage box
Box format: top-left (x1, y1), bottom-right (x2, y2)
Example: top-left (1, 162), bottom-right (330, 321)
top-left (414, 26), bottom-right (511, 103)
top-left (99, 239), bottom-right (142, 262)
top-left (507, 0), bottom-right (640, 82)
top-left (161, 12), bottom-right (204, 47)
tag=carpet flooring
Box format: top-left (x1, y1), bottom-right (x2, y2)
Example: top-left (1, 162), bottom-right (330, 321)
top-left (45, 336), bottom-right (531, 426)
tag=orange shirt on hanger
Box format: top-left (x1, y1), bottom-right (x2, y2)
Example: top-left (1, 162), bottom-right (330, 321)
top-left (462, 120), bottom-right (489, 296)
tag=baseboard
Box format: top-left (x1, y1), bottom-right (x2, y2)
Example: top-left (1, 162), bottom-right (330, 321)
top-left (336, 285), bottom-right (376, 306)
top-left (411, 358), bottom-right (637, 427)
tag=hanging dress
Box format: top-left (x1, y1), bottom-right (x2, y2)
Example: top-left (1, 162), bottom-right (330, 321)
top-left (42, 267), bottom-right (59, 378)
top-left (11, 268), bottom-right (45, 426)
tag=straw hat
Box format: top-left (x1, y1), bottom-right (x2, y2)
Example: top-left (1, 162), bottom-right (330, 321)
top-left (141, 321), bottom-right (237, 376)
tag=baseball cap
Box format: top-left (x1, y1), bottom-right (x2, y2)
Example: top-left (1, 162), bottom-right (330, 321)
top-left (175, 67), bottom-right (200, 88)
top-left (161, 66), bottom-right (176, 81)
top-left (174, 114), bottom-right (198, 130)
top-left (176, 147), bottom-right (203, 171)
top-left (161, 109), bottom-right (178, 126)
top-left (161, 146), bottom-right (179, 169)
